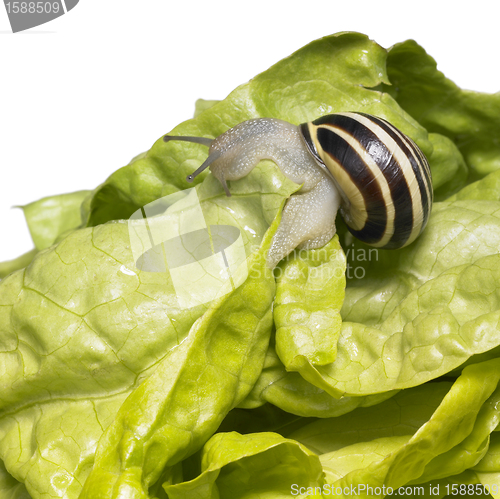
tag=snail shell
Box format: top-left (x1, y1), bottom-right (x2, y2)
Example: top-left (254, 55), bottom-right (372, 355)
top-left (300, 112), bottom-right (433, 249)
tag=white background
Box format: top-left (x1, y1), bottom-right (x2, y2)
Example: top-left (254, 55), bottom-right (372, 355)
top-left (0, 0), bottom-right (499, 262)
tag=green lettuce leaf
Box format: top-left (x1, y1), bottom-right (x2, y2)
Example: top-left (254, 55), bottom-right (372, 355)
top-left (384, 39), bottom-right (500, 181)
top-left (0, 165), bottom-right (295, 499)
top-left (0, 249), bottom-right (37, 280)
top-left (0, 459), bottom-right (30, 499)
top-left (326, 359), bottom-right (500, 492)
top-left (166, 360), bottom-right (500, 498)
top-left (287, 359), bottom-right (500, 493)
top-left (285, 382), bottom-right (451, 457)
top-left (296, 250), bottom-right (500, 396)
top-left (193, 99), bottom-right (220, 118)
top-left (240, 342), bottom-right (398, 418)
top-left (448, 169), bottom-right (500, 203)
top-left (342, 199), bottom-right (500, 326)
top-left (162, 432), bottom-right (324, 498)
top-left (426, 133), bottom-right (468, 200)
top-left (19, 190), bottom-right (91, 251)
top-left (273, 235), bottom-right (346, 396)
top-left (474, 433), bottom-right (500, 474)
top-left (243, 198), bottom-right (500, 410)
top-left (0, 191), bottom-right (91, 282)
top-left (79, 204), bottom-right (282, 498)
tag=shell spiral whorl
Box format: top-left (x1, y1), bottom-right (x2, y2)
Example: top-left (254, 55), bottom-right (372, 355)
top-left (300, 112), bottom-right (433, 249)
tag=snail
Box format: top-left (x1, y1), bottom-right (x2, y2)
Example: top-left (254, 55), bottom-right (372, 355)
top-left (164, 112), bottom-right (433, 268)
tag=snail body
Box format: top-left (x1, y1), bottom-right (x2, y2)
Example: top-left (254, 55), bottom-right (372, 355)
top-left (164, 112), bottom-right (433, 268)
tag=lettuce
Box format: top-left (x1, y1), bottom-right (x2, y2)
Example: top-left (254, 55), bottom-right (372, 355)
top-left (0, 190), bottom-right (91, 279)
top-left (0, 249), bottom-right (37, 280)
top-left (381, 40), bottom-right (500, 181)
top-left (0, 165), bottom-right (296, 498)
top-left (163, 432), bottom-right (324, 498)
top-left (1, 32), bottom-right (500, 498)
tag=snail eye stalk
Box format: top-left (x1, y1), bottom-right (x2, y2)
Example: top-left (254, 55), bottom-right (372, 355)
top-left (163, 135), bottom-right (213, 147)
top-left (163, 134), bottom-right (226, 191)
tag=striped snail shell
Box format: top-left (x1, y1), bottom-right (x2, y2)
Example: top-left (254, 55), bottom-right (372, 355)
top-left (300, 112), bottom-right (433, 249)
top-left (163, 111), bottom-right (433, 267)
